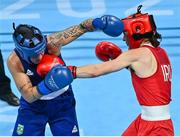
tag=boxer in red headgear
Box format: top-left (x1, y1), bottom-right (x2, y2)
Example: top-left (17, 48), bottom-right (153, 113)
top-left (122, 5), bottom-right (161, 49)
top-left (67, 5), bottom-right (174, 136)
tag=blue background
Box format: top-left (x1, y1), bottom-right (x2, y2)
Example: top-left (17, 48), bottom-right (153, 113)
top-left (0, 0), bottom-right (180, 135)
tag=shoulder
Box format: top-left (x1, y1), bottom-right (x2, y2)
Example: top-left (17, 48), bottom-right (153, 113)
top-left (123, 47), bottom-right (151, 61)
top-left (135, 47), bottom-right (155, 64)
top-left (46, 35), bottom-right (61, 55)
top-left (123, 47), bottom-right (153, 69)
top-left (129, 47), bottom-right (157, 76)
top-left (7, 51), bottom-right (24, 73)
top-left (139, 46), bottom-right (154, 56)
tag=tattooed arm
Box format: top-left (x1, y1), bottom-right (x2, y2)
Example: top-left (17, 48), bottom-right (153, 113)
top-left (7, 52), bottom-right (43, 103)
top-left (47, 19), bottom-right (94, 50)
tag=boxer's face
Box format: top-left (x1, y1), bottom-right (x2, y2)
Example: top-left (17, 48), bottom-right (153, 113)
top-left (30, 52), bottom-right (44, 64)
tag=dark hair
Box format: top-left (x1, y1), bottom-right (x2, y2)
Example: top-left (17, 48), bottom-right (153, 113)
top-left (13, 24), bottom-right (43, 48)
top-left (148, 31), bottom-right (162, 47)
top-left (14, 25), bottom-right (34, 39)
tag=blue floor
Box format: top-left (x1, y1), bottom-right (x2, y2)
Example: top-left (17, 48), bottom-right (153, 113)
top-left (0, 0), bottom-right (180, 136)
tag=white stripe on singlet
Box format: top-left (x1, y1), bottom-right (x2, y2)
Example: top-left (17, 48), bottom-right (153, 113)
top-left (40, 85), bottom-right (69, 100)
top-left (141, 104), bottom-right (170, 121)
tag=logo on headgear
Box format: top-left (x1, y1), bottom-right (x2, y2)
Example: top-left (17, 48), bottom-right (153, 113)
top-left (122, 5), bottom-right (159, 49)
top-left (12, 23), bottom-right (46, 64)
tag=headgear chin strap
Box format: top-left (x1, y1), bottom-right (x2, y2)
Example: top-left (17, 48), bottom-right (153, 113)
top-left (13, 23), bottom-right (46, 64)
top-left (122, 5), bottom-right (158, 49)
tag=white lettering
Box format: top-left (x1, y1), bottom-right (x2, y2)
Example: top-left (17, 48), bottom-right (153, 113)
top-left (0, 0), bottom-right (40, 19)
top-left (56, 0), bottom-right (106, 17)
top-left (161, 65), bottom-right (172, 82)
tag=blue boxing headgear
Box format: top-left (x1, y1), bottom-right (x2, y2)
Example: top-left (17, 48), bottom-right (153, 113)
top-left (12, 23), bottom-right (46, 64)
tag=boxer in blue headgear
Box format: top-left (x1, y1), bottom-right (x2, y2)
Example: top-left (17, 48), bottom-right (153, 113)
top-left (13, 23), bottom-right (46, 64)
top-left (8, 15), bottom-right (124, 136)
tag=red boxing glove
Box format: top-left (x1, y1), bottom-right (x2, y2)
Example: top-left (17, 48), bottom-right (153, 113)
top-left (95, 41), bottom-right (122, 61)
top-left (68, 66), bottom-right (77, 79)
top-left (37, 54), bottom-right (65, 77)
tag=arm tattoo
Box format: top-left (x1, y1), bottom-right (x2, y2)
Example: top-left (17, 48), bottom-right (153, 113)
top-left (49, 19), bottom-right (93, 47)
top-left (49, 25), bottom-right (85, 47)
top-left (62, 25), bottom-right (84, 39)
top-left (48, 32), bottom-right (63, 47)
top-left (80, 19), bottom-right (94, 32)
top-left (19, 81), bottom-right (31, 92)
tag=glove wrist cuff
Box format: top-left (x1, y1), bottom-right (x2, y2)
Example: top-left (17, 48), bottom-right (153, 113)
top-left (72, 66), bottom-right (77, 79)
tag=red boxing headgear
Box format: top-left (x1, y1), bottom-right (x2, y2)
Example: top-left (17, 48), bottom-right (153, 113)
top-left (122, 5), bottom-right (157, 49)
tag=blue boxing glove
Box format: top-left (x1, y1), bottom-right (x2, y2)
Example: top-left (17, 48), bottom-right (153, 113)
top-left (37, 64), bottom-right (73, 95)
top-left (92, 15), bottom-right (124, 37)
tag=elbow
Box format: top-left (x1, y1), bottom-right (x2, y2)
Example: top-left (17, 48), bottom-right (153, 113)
top-left (25, 98), bottom-right (34, 104)
top-left (89, 73), bottom-right (99, 78)
top-left (91, 72), bottom-right (101, 77)
top-left (27, 99), bottom-right (35, 104)
top-left (22, 95), bottom-right (36, 104)
top-left (91, 67), bottom-right (103, 77)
